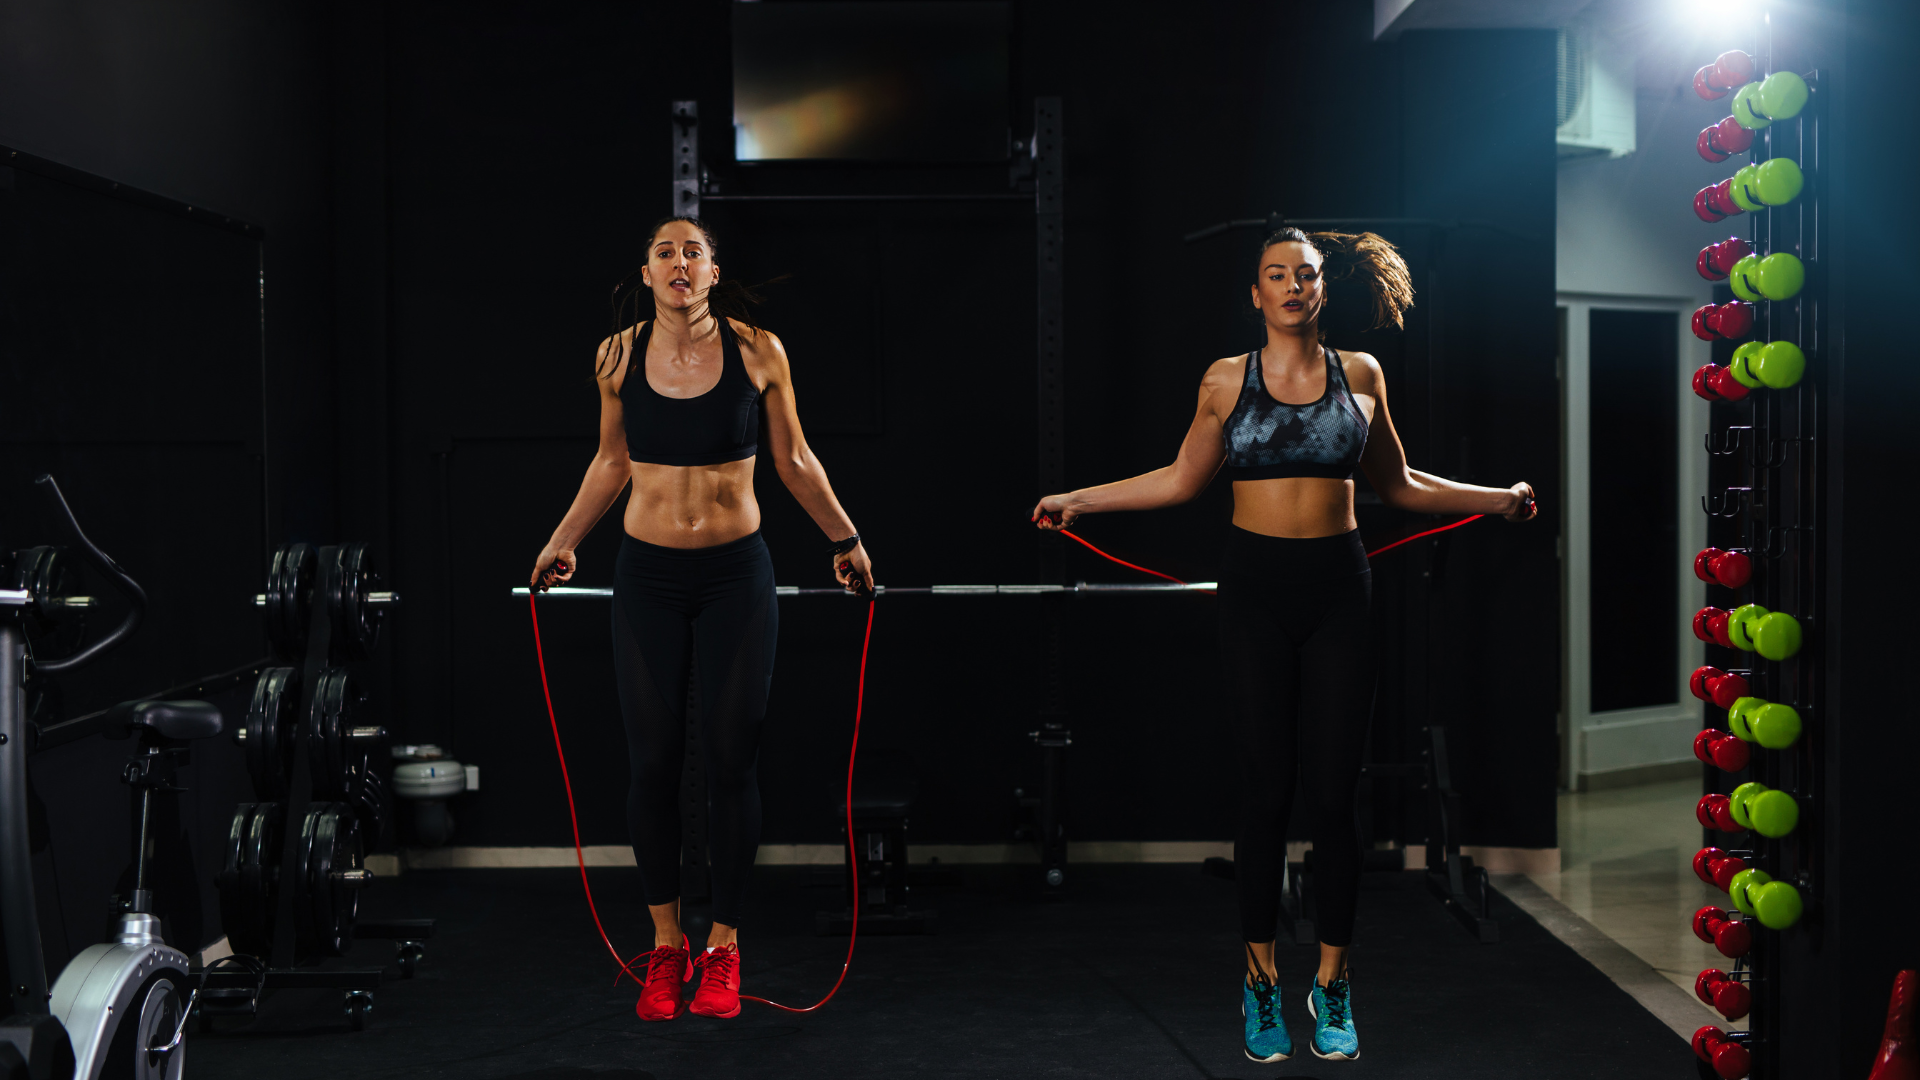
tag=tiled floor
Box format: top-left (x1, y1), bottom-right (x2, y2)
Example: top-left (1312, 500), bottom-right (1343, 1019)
top-left (1523, 777), bottom-right (1746, 1031)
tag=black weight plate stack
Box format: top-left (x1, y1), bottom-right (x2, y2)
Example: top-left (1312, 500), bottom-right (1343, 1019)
top-left (242, 667), bottom-right (299, 798)
top-left (263, 543), bottom-right (315, 660)
top-left (298, 804), bottom-right (364, 957)
top-left (215, 804), bottom-right (256, 953)
top-left (330, 542), bottom-right (386, 661)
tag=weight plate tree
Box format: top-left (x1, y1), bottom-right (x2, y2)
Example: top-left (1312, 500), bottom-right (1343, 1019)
top-left (215, 541), bottom-right (404, 1022)
top-left (1683, 30), bottom-right (1822, 1080)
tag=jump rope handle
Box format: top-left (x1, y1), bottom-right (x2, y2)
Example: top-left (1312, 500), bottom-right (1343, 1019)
top-left (837, 561), bottom-right (874, 598)
top-left (536, 559), bottom-right (570, 592)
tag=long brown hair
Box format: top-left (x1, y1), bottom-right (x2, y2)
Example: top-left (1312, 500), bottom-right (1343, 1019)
top-left (1256, 227), bottom-right (1415, 334)
top-left (598, 216), bottom-right (780, 379)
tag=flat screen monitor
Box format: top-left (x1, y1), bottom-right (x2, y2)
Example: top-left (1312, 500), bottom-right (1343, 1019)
top-left (732, 1), bottom-right (1011, 162)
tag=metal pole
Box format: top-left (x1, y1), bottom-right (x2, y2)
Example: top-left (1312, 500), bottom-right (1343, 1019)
top-left (0, 621), bottom-right (49, 1011)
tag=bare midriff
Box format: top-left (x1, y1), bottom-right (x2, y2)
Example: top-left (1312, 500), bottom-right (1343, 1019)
top-left (623, 458), bottom-right (762, 548)
top-left (1230, 477), bottom-right (1358, 539)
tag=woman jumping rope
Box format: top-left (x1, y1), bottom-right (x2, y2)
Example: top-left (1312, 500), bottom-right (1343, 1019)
top-left (532, 216), bottom-right (874, 1022)
top-left (1031, 228), bottom-right (1536, 1063)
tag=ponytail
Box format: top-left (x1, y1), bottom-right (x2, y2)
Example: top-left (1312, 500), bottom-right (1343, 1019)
top-left (597, 215), bottom-right (785, 379)
top-left (1255, 227), bottom-right (1415, 333)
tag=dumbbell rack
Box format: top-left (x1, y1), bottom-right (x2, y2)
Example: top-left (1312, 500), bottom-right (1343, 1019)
top-left (1694, 29), bottom-right (1824, 1080)
top-left (197, 542), bottom-right (434, 1033)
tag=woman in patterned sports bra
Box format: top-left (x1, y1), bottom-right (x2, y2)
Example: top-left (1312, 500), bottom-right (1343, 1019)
top-left (1031, 228), bottom-right (1536, 1065)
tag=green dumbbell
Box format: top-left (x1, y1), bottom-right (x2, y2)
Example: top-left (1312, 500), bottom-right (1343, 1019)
top-left (1748, 788), bottom-right (1799, 838)
top-left (1754, 158), bottom-right (1804, 206)
top-left (1729, 341), bottom-right (1766, 388)
top-left (1729, 165), bottom-right (1766, 213)
top-left (1748, 702), bottom-right (1803, 749)
top-left (1752, 611), bottom-right (1803, 660)
top-left (1751, 880), bottom-right (1804, 929)
top-left (1728, 255), bottom-right (1764, 302)
top-left (1732, 83), bottom-right (1773, 129)
top-left (1727, 696), bottom-right (1765, 742)
top-left (1756, 253), bottom-right (1806, 301)
top-left (1727, 604), bottom-right (1770, 651)
top-left (1756, 71), bottom-right (1809, 120)
top-left (1729, 867), bottom-right (1773, 917)
top-left (1753, 341), bottom-right (1806, 389)
top-left (1728, 781), bottom-right (1769, 829)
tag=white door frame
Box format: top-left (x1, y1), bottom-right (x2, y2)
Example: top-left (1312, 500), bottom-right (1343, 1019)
top-left (1558, 292), bottom-right (1711, 787)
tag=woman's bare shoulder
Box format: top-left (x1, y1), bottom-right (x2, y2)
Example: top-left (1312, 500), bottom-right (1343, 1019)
top-left (1335, 348), bottom-right (1384, 395)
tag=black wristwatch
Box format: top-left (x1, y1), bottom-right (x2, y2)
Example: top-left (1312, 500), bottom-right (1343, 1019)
top-left (829, 533), bottom-right (862, 557)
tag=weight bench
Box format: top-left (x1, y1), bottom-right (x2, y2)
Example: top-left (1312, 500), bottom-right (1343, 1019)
top-left (816, 763), bottom-right (938, 936)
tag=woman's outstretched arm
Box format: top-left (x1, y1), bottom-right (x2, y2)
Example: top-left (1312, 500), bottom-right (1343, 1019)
top-left (748, 325), bottom-right (874, 593)
top-left (1350, 353), bottom-right (1536, 521)
top-left (530, 336), bottom-right (635, 588)
top-left (1032, 360), bottom-right (1234, 529)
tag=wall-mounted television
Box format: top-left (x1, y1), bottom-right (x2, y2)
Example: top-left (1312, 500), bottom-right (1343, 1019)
top-left (732, 1), bottom-right (1011, 162)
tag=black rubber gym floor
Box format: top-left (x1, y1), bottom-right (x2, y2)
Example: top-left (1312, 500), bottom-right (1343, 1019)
top-left (191, 863), bottom-right (1684, 1079)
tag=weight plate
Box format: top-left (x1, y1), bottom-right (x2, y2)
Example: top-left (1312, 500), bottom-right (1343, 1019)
top-left (243, 668), bottom-right (299, 798)
top-left (332, 542), bottom-right (386, 660)
top-left (238, 802), bottom-right (284, 957)
top-left (300, 804), bottom-right (363, 957)
top-left (309, 668), bottom-right (369, 799)
top-left (216, 804), bottom-right (257, 954)
top-left (264, 543), bottom-right (315, 660)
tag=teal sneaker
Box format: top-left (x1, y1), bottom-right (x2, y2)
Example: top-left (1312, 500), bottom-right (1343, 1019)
top-left (1242, 972), bottom-right (1292, 1063)
top-left (1307, 978), bottom-right (1359, 1060)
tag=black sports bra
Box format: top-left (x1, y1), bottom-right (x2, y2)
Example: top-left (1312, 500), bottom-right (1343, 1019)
top-left (1222, 345), bottom-right (1370, 480)
top-left (620, 319), bottom-right (761, 466)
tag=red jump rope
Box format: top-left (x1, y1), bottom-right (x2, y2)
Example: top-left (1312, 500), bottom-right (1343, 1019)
top-left (525, 507), bottom-right (1511, 1013)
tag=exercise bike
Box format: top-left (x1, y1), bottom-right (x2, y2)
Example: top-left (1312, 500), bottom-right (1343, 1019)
top-left (2, 475), bottom-right (223, 1080)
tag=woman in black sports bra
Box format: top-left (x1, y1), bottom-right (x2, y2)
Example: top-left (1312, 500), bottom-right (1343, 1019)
top-left (529, 216), bottom-right (873, 1023)
top-left (1032, 228), bottom-right (1535, 1064)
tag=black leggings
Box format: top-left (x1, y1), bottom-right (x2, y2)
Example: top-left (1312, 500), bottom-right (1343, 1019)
top-left (1221, 527), bottom-right (1374, 948)
top-left (612, 531), bottom-right (778, 929)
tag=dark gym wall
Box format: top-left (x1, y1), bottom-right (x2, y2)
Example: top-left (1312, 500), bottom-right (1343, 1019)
top-left (0, 0), bottom-right (341, 544)
top-left (366, 1), bottom-right (1560, 852)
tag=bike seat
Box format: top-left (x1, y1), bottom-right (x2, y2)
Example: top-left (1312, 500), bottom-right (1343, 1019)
top-left (109, 699), bottom-right (224, 741)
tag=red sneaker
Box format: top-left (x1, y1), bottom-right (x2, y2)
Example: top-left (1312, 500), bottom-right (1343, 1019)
top-left (689, 944), bottom-right (742, 1018)
top-left (634, 938), bottom-right (691, 1021)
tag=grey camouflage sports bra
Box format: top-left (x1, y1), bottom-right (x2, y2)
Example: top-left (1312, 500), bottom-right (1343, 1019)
top-left (1222, 345), bottom-right (1370, 481)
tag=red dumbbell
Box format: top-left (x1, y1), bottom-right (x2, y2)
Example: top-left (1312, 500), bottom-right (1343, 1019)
top-left (1693, 608), bottom-right (1728, 643)
top-left (1709, 549), bottom-right (1753, 588)
top-left (1711, 50), bottom-right (1756, 91)
top-left (1696, 548), bottom-right (1727, 582)
top-left (1697, 126), bottom-right (1731, 162)
top-left (1707, 364), bottom-right (1751, 401)
top-left (1695, 66), bottom-right (1732, 101)
top-left (1698, 247), bottom-right (1729, 282)
top-left (1708, 238), bottom-right (1754, 276)
top-left (1694, 1026), bottom-right (1752, 1079)
top-left (1692, 728), bottom-right (1751, 772)
top-left (1696, 794), bottom-right (1741, 832)
top-left (1694, 364), bottom-right (1723, 401)
top-left (1710, 115), bottom-right (1755, 155)
top-left (1706, 301), bottom-right (1755, 341)
top-left (1691, 664), bottom-right (1725, 700)
top-left (1693, 728), bottom-right (1722, 764)
top-left (1696, 969), bottom-right (1753, 1020)
top-left (1695, 186), bottom-right (1729, 223)
top-left (1709, 671), bottom-right (1750, 711)
top-left (1692, 304), bottom-right (1721, 341)
top-left (1692, 847), bottom-right (1747, 890)
top-left (1693, 905), bottom-right (1754, 958)
top-left (1693, 846), bottom-right (1725, 883)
